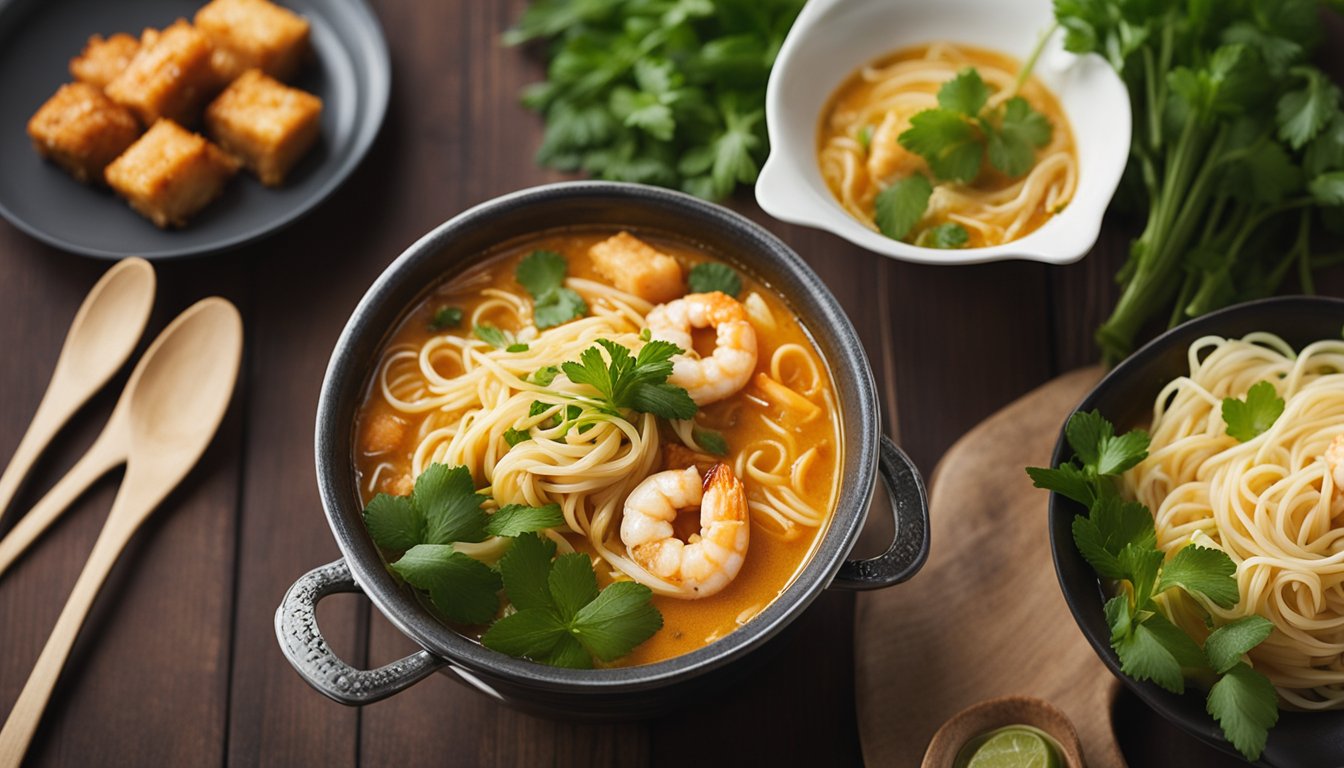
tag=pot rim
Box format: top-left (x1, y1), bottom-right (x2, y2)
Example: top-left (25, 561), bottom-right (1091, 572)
top-left (314, 181), bottom-right (881, 691)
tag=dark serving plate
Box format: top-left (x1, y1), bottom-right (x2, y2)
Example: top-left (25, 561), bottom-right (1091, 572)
top-left (0, 0), bottom-right (389, 259)
top-left (1048, 296), bottom-right (1344, 768)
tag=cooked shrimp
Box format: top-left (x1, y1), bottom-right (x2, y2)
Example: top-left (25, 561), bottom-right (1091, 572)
top-left (647, 291), bottom-right (757, 405)
top-left (620, 463), bottom-right (749, 599)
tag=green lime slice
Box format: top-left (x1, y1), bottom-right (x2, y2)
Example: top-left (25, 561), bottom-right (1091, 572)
top-left (965, 727), bottom-right (1059, 768)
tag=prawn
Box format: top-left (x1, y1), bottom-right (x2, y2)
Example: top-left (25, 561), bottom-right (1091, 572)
top-left (646, 291), bottom-right (757, 405)
top-left (620, 463), bottom-right (749, 599)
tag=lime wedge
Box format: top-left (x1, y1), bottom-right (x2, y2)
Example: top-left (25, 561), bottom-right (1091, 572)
top-left (965, 727), bottom-right (1059, 768)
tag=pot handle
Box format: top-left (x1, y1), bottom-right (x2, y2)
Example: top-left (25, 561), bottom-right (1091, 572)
top-left (832, 435), bottom-right (930, 590)
top-left (275, 558), bottom-right (444, 705)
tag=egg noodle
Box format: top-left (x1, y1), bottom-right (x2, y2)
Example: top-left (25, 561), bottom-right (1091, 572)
top-left (1128, 333), bottom-right (1344, 709)
top-left (818, 43), bottom-right (1077, 247)
top-left (367, 271), bottom-right (839, 598)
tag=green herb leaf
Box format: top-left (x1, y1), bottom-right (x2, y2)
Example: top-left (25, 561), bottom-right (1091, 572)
top-left (363, 493), bottom-right (424, 552)
top-left (1310, 171), bottom-right (1344, 205)
top-left (687, 262), bottom-right (742, 297)
top-left (874, 174), bottom-right (932, 240)
top-left (498, 532), bottom-right (559, 613)
top-left (1026, 462), bottom-right (1096, 507)
top-left (938, 68), bottom-right (990, 116)
top-left (914, 222), bottom-right (969, 249)
top-left (858, 123), bottom-right (874, 151)
top-left (486, 504), bottom-right (565, 537)
top-left (533, 288), bottom-right (588, 329)
top-left (516, 250), bottom-right (588, 328)
top-left (985, 96), bottom-right (1052, 177)
top-left (562, 339), bottom-right (697, 419)
top-left (571, 580), bottom-right (663, 661)
top-left (414, 464), bottom-right (490, 545)
top-left (899, 110), bottom-right (983, 182)
top-left (545, 634), bottom-right (594, 669)
top-left (1113, 611), bottom-right (1205, 694)
top-left (1066, 410), bottom-right (1151, 476)
top-left (1156, 544), bottom-right (1240, 608)
top-left (503, 428), bottom-right (531, 447)
top-left (481, 608), bottom-right (565, 659)
top-left (428, 306), bottom-right (463, 331)
top-left (1205, 616), bottom-right (1275, 674)
top-left (1277, 66), bottom-right (1341, 150)
top-left (531, 366), bottom-right (561, 386)
top-left (506, 343), bottom-right (530, 353)
top-left (1071, 496), bottom-right (1157, 580)
top-left (1119, 542), bottom-right (1165, 607)
top-left (1221, 381), bottom-right (1285, 441)
top-left (475, 325), bottom-right (511, 349)
top-left (1207, 662), bottom-right (1279, 761)
top-left (692, 429), bottom-right (728, 456)
top-left (549, 552), bottom-right (600, 621)
top-left (392, 544), bottom-right (502, 625)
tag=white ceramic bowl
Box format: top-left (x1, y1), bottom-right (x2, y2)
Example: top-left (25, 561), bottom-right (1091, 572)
top-left (756, 0), bottom-right (1131, 266)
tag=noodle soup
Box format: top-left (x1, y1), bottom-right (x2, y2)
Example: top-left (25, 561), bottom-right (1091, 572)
top-left (353, 229), bottom-right (841, 666)
top-left (817, 42), bottom-right (1077, 248)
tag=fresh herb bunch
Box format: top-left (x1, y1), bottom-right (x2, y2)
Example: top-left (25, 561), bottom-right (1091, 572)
top-left (505, 0), bottom-right (807, 200)
top-left (364, 463), bottom-right (662, 667)
top-left (1027, 394), bottom-right (1290, 760)
top-left (1055, 0), bottom-right (1344, 364)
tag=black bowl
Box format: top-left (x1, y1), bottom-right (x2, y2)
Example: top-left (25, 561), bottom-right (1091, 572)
top-left (274, 181), bottom-right (931, 717)
top-left (1048, 296), bottom-right (1344, 767)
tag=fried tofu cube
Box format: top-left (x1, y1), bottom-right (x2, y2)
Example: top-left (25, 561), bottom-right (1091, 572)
top-left (204, 69), bottom-right (321, 186)
top-left (195, 0), bottom-right (311, 81)
top-left (361, 413), bottom-right (407, 455)
top-left (105, 119), bottom-right (239, 228)
top-left (589, 232), bottom-right (684, 303)
top-left (105, 20), bottom-right (216, 126)
top-left (69, 33), bottom-right (141, 88)
top-left (27, 83), bottom-right (141, 184)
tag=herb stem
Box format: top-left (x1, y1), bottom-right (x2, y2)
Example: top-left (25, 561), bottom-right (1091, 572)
top-left (1014, 22), bottom-right (1059, 95)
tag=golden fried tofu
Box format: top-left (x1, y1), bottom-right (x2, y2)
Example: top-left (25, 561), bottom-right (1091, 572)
top-left (361, 413), bottom-right (407, 455)
top-left (27, 83), bottom-right (141, 184)
top-left (589, 232), bottom-right (684, 303)
top-left (69, 33), bottom-right (140, 88)
top-left (105, 20), bottom-right (216, 126)
top-left (205, 69), bottom-right (321, 186)
top-left (195, 0), bottom-right (311, 82)
top-left (105, 119), bottom-right (239, 228)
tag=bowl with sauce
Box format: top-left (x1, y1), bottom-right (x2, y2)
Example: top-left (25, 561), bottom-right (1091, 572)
top-left (756, 0), bottom-right (1130, 265)
top-left (274, 181), bottom-right (931, 717)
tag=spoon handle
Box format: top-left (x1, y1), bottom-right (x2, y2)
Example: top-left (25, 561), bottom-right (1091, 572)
top-left (0, 496), bottom-right (137, 767)
top-left (0, 386), bottom-right (79, 518)
top-left (0, 417), bottom-right (127, 579)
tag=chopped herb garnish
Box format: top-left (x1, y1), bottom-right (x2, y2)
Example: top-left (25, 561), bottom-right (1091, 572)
top-left (692, 428), bottom-right (728, 456)
top-left (506, 343), bottom-right (530, 353)
top-left (1221, 381), bottom-right (1285, 442)
top-left (474, 324), bottom-right (511, 349)
top-left (562, 339), bottom-right (697, 420)
top-left (687, 262), bottom-right (742, 298)
top-left (858, 123), bottom-right (874, 151)
top-left (482, 533), bottom-right (662, 667)
top-left (639, 328), bottom-right (652, 342)
top-left (875, 174), bottom-right (932, 241)
top-left (485, 503), bottom-right (565, 538)
top-left (915, 222), bottom-right (970, 249)
top-left (531, 366), bottom-right (560, 386)
top-left (503, 428), bottom-right (531, 447)
top-left (1028, 412), bottom-right (1278, 761)
top-left (516, 250), bottom-right (587, 328)
top-left (428, 306), bottom-right (463, 331)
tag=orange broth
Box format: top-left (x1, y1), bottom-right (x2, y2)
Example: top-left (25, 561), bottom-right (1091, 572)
top-left (353, 229), bottom-right (842, 666)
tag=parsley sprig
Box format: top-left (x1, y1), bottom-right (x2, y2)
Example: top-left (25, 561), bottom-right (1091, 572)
top-left (1222, 380), bottom-right (1286, 442)
top-left (364, 464), bottom-right (662, 667)
top-left (516, 250), bottom-right (587, 329)
top-left (562, 339), bottom-right (697, 420)
top-left (1028, 411), bottom-right (1279, 761)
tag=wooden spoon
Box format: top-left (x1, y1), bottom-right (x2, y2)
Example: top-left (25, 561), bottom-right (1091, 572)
top-left (0, 258), bottom-right (155, 517)
top-left (0, 297), bottom-right (242, 767)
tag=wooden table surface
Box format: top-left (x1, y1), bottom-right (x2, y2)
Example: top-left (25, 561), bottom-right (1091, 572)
top-left (1, 2), bottom-right (1341, 766)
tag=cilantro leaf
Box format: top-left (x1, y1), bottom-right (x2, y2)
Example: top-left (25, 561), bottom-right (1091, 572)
top-left (503, 428), bottom-right (531, 447)
top-left (517, 250), bottom-right (568, 296)
top-left (480, 608), bottom-right (565, 659)
top-left (571, 580), bottom-right (663, 661)
top-left (986, 96), bottom-right (1052, 177)
top-left (545, 634), bottom-right (594, 669)
top-left (475, 325), bottom-right (511, 349)
top-left (687, 262), bottom-right (742, 297)
top-left (629, 383), bottom-right (698, 420)
top-left (1222, 381), bottom-right (1285, 441)
top-left (506, 343), bottom-right (530, 353)
top-left (428, 306), bottom-right (463, 331)
top-left (874, 174), bottom-right (932, 241)
top-left (1071, 496), bottom-right (1156, 579)
top-left (1310, 171), bottom-right (1344, 205)
top-left (549, 552), bottom-right (600, 621)
top-left (1119, 542), bottom-right (1164, 607)
top-left (1113, 611), bottom-right (1206, 694)
top-left (485, 504), bottom-right (565, 537)
top-left (562, 339), bottom-right (697, 419)
top-left (899, 110), bottom-right (983, 182)
top-left (1205, 616), bottom-right (1275, 674)
top-left (1156, 544), bottom-right (1239, 608)
top-left (531, 366), bottom-right (561, 386)
top-left (1277, 66), bottom-right (1341, 150)
top-left (1207, 662), bottom-right (1279, 761)
top-left (938, 68), bottom-right (990, 116)
top-left (1066, 410), bottom-right (1151, 476)
top-left (363, 493), bottom-right (424, 552)
top-left (415, 464), bottom-right (490, 545)
top-left (693, 429), bottom-right (728, 456)
top-left (533, 288), bottom-right (588, 329)
top-left (1104, 594), bottom-right (1134, 644)
top-left (499, 532), bottom-right (558, 612)
top-left (1026, 463), bottom-right (1096, 506)
top-left (914, 222), bottom-right (969, 249)
top-left (392, 544), bottom-right (502, 625)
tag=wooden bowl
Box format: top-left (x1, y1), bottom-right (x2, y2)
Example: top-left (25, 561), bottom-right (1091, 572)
top-left (922, 695), bottom-right (1086, 768)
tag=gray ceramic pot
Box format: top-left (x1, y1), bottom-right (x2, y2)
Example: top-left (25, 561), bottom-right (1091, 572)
top-left (275, 181), bottom-right (930, 717)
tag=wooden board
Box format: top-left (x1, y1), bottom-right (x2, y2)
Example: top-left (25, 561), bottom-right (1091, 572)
top-left (854, 367), bottom-right (1126, 768)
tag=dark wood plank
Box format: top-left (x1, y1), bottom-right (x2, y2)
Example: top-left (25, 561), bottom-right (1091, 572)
top-left (0, 235), bottom-right (245, 767)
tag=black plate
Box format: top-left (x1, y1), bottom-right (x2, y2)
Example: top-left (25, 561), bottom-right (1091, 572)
top-left (0, 0), bottom-right (389, 259)
top-left (1048, 296), bottom-right (1344, 768)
